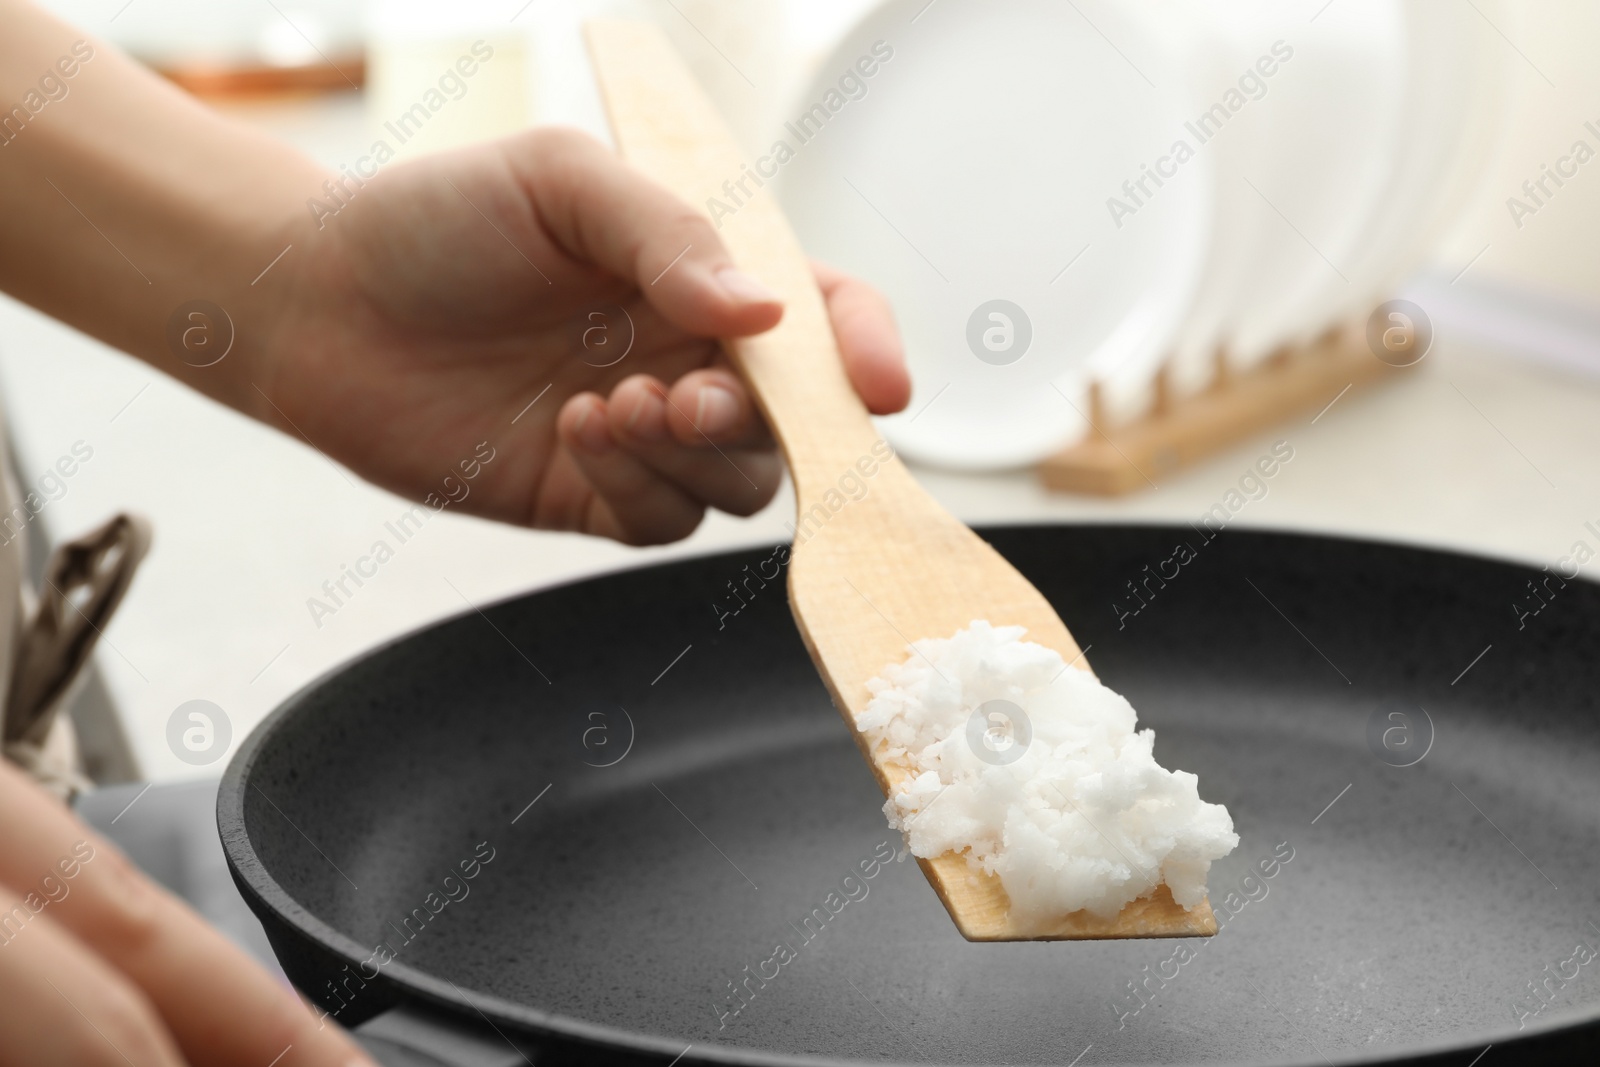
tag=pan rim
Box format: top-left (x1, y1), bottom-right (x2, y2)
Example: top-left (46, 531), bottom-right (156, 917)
top-left (218, 521), bottom-right (1600, 1066)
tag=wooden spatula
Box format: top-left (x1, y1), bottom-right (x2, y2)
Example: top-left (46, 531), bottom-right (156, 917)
top-left (585, 20), bottom-right (1215, 941)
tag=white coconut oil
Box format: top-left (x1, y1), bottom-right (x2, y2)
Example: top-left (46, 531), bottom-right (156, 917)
top-left (857, 621), bottom-right (1238, 923)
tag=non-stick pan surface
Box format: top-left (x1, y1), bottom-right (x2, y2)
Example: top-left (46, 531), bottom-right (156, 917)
top-left (220, 525), bottom-right (1600, 1065)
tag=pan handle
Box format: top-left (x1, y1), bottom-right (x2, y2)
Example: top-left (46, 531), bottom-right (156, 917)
top-left (352, 1001), bottom-right (533, 1067)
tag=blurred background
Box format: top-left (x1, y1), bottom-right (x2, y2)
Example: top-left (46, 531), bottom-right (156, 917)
top-left (8, 0), bottom-right (1600, 783)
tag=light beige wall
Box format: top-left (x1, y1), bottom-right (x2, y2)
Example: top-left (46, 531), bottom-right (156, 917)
top-left (1438, 2), bottom-right (1600, 304)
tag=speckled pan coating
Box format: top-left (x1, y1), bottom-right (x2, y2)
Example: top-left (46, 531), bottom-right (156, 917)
top-left (220, 524), bottom-right (1600, 1066)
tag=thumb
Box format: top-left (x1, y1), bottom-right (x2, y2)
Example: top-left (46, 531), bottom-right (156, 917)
top-left (513, 127), bottom-right (783, 337)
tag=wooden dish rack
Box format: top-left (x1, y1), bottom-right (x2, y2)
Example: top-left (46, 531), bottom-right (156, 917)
top-left (1039, 320), bottom-right (1417, 496)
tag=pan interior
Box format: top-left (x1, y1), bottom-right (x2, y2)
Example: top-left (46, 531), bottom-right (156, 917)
top-left (238, 526), bottom-right (1600, 1064)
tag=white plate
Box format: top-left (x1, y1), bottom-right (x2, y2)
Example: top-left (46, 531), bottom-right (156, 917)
top-left (773, 0), bottom-right (1212, 470)
top-left (1329, 0), bottom-right (1511, 323)
top-left (1148, 0), bottom-right (1288, 391)
top-left (1220, 0), bottom-right (1409, 366)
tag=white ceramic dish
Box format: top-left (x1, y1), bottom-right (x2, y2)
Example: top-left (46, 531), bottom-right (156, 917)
top-left (1329, 0), bottom-right (1511, 323)
top-left (774, 0), bottom-right (1213, 470)
top-left (1147, 0), bottom-right (1285, 392)
top-left (1219, 0), bottom-right (1409, 366)
top-left (1168, 0), bottom-right (1508, 368)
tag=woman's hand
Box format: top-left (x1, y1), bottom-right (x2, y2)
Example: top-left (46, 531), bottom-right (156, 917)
top-left (249, 128), bottom-right (910, 545)
top-left (0, 758), bottom-right (374, 1066)
top-left (0, 3), bottom-right (908, 548)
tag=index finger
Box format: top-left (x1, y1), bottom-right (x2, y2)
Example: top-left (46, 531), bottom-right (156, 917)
top-left (0, 890), bottom-right (188, 1066)
top-left (0, 760), bottom-right (374, 1067)
top-left (509, 127), bottom-right (785, 339)
top-left (812, 261), bottom-right (911, 416)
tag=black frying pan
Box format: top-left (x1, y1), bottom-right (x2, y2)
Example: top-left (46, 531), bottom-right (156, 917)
top-left (218, 524), bottom-right (1600, 1066)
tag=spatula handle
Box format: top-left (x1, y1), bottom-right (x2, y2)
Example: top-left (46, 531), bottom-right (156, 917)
top-left (585, 20), bottom-right (886, 507)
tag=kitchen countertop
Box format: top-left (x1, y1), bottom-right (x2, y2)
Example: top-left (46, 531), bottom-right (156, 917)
top-left (2, 91), bottom-right (1598, 781)
top-left (3, 298), bottom-right (1595, 782)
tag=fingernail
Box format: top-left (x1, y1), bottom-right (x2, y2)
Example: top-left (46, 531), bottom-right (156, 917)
top-left (624, 392), bottom-right (647, 431)
top-left (694, 384), bottom-right (740, 436)
top-left (715, 267), bottom-right (779, 305)
top-left (625, 389), bottom-right (668, 442)
top-left (573, 405), bottom-right (614, 454)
